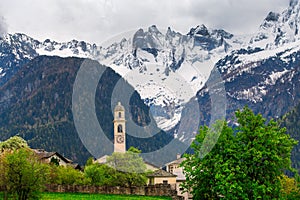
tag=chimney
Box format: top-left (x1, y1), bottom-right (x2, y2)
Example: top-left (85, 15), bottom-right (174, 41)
top-left (177, 153), bottom-right (181, 159)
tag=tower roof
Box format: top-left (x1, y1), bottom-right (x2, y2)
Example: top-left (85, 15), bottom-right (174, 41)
top-left (114, 102), bottom-right (125, 112)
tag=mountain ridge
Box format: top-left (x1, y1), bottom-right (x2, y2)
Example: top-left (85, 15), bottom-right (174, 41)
top-left (0, 55), bottom-right (175, 165)
top-left (2, 0), bottom-right (300, 167)
top-left (0, 24), bottom-right (245, 132)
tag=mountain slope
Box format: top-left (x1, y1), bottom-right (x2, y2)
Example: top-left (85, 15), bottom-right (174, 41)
top-left (180, 0), bottom-right (300, 147)
top-left (0, 33), bottom-right (99, 86)
top-left (0, 25), bottom-right (246, 132)
top-left (217, 0), bottom-right (300, 120)
top-left (281, 102), bottom-right (300, 171)
top-left (251, 0), bottom-right (300, 49)
top-left (0, 56), bottom-right (173, 165)
top-left (98, 25), bottom-right (247, 131)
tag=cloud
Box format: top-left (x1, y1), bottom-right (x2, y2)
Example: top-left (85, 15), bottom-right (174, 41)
top-left (0, 0), bottom-right (290, 43)
top-left (0, 15), bottom-right (7, 37)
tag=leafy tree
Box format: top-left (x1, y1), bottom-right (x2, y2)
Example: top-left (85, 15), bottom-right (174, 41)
top-left (85, 157), bottom-right (95, 166)
top-left (0, 148), bottom-right (49, 200)
top-left (181, 107), bottom-right (298, 199)
top-left (84, 163), bottom-right (116, 186)
top-left (128, 146), bottom-right (142, 153)
top-left (48, 165), bottom-right (85, 185)
top-left (280, 175), bottom-right (300, 199)
top-left (107, 147), bottom-right (146, 174)
top-left (106, 147), bottom-right (147, 187)
top-left (50, 157), bottom-right (60, 166)
top-left (84, 147), bottom-right (147, 187)
top-left (0, 136), bottom-right (28, 153)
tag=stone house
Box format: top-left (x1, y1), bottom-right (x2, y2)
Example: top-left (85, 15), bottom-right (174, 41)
top-left (164, 154), bottom-right (192, 200)
top-left (33, 149), bottom-right (82, 170)
top-left (147, 169), bottom-right (177, 185)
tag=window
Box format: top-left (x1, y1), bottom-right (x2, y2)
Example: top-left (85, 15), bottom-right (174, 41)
top-left (118, 112), bottom-right (122, 118)
top-left (118, 124), bottom-right (123, 133)
top-left (149, 178), bottom-right (154, 185)
top-left (163, 180), bottom-right (168, 184)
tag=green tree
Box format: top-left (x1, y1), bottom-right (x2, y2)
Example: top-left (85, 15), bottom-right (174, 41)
top-left (280, 175), bottom-right (300, 199)
top-left (84, 163), bottom-right (116, 186)
top-left (0, 136), bottom-right (28, 152)
top-left (49, 165), bottom-right (85, 185)
top-left (128, 146), bottom-right (142, 153)
top-left (181, 107), bottom-right (298, 199)
top-left (85, 157), bottom-right (95, 166)
top-left (1, 148), bottom-right (49, 200)
top-left (50, 157), bottom-right (60, 166)
top-left (106, 147), bottom-right (147, 187)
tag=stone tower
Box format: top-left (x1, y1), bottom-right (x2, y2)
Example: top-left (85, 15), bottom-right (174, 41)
top-left (113, 102), bottom-right (126, 153)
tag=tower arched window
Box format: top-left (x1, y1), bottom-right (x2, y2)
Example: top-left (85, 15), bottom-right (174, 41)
top-left (118, 112), bottom-right (122, 118)
top-left (118, 124), bottom-right (123, 133)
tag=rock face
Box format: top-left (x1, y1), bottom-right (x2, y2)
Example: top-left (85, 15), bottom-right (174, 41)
top-left (188, 0), bottom-right (300, 128)
top-left (0, 56), bottom-right (172, 165)
top-left (0, 25), bottom-right (244, 132)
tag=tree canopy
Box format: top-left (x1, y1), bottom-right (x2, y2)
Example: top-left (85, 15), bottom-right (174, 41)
top-left (181, 107), bottom-right (298, 199)
top-left (0, 136), bottom-right (28, 153)
top-left (107, 146), bottom-right (146, 174)
top-left (0, 148), bottom-right (49, 200)
top-left (84, 146), bottom-right (148, 187)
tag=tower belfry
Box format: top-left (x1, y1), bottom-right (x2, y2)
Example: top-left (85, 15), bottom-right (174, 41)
top-left (113, 102), bottom-right (126, 153)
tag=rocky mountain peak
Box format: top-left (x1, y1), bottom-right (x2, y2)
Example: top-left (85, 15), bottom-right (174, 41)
top-left (148, 25), bottom-right (161, 35)
top-left (187, 24), bottom-right (210, 37)
top-left (290, 0), bottom-right (300, 8)
top-left (251, 0), bottom-right (300, 48)
top-left (265, 12), bottom-right (280, 22)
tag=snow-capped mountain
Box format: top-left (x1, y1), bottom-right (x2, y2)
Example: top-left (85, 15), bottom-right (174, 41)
top-left (223, 0), bottom-right (300, 106)
top-left (190, 0), bottom-right (300, 131)
top-left (0, 33), bottom-right (99, 86)
top-left (0, 25), bottom-right (246, 132)
top-left (2, 0), bottom-right (300, 138)
top-left (250, 0), bottom-right (300, 49)
top-left (97, 25), bottom-right (247, 130)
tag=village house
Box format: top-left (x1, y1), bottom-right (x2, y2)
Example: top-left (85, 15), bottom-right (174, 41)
top-left (164, 155), bottom-right (192, 200)
top-left (33, 149), bottom-right (82, 170)
top-left (147, 169), bottom-right (177, 185)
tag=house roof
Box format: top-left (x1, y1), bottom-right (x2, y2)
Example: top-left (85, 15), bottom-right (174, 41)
top-left (144, 161), bottom-right (160, 169)
top-left (165, 157), bottom-right (186, 166)
top-left (96, 155), bottom-right (109, 164)
top-left (33, 149), bottom-right (72, 164)
top-left (147, 169), bottom-right (177, 178)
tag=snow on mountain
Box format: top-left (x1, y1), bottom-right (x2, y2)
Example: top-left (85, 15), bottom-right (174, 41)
top-left (214, 0), bottom-right (300, 106)
top-left (0, 24), bottom-right (246, 132)
top-left (97, 25), bottom-right (246, 131)
top-left (191, 0), bottom-right (300, 136)
top-left (250, 0), bottom-right (300, 49)
top-left (0, 33), bottom-right (38, 85)
top-left (0, 33), bottom-right (100, 85)
top-left (3, 0), bottom-right (300, 135)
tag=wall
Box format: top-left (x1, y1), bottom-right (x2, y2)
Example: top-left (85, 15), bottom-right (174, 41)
top-left (45, 184), bottom-right (184, 200)
top-left (150, 177), bottom-right (177, 185)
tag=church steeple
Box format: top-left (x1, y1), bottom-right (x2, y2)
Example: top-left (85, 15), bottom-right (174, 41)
top-left (113, 102), bottom-right (126, 153)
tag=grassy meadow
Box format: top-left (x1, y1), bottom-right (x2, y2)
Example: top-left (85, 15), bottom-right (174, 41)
top-left (41, 192), bottom-right (172, 199)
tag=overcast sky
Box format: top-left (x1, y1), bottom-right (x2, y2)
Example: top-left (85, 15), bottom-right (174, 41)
top-left (0, 0), bottom-right (290, 44)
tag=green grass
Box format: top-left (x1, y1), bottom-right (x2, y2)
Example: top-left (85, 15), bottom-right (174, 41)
top-left (41, 192), bottom-right (172, 200)
top-left (0, 192), bottom-right (172, 199)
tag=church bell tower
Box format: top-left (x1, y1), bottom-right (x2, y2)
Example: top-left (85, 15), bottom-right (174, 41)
top-left (113, 102), bottom-right (126, 153)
